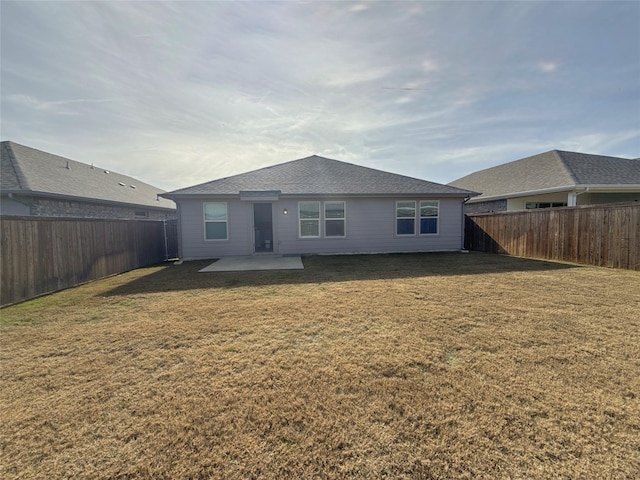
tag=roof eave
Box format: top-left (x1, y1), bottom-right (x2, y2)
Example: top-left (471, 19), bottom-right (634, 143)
top-left (466, 185), bottom-right (577, 203)
top-left (163, 191), bottom-right (476, 199)
top-left (466, 184), bottom-right (640, 203)
top-left (578, 184), bottom-right (640, 191)
top-left (3, 190), bottom-right (176, 211)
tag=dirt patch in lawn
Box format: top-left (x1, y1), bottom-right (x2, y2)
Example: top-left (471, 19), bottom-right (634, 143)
top-left (1, 252), bottom-right (639, 479)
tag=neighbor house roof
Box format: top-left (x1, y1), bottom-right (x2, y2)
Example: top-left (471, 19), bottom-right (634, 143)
top-left (1, 141), bottom-right (175, 210)
top-left (164, 155), bottom-right (478, 199)
top-left (448, 150), bottom-right (640, 202)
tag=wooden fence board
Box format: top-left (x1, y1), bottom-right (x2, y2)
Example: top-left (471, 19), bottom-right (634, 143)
top-left (1, 217), bottom-right (178, 306)
top-left (465, 203), bottom-right (639, 270)
top-left (630, 206), bottom-right (640, 270)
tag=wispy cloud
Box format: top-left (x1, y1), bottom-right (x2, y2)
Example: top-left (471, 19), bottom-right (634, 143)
top-left (1, 1), bottom-right (638, 190)
top-left (349, 4), bottom-right (369, 13)
top-left (538, 61), bottom-right (559, 73)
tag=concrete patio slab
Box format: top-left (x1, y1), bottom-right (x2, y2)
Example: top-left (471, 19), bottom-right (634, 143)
top-left (199, 255), bottom-right (304, 272)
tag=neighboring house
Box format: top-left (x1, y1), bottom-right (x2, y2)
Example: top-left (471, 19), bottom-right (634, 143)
top-left (1, 141), bottom-right (176, 219)
top-left (162, 155), bottom-right (478, 259)
top-left (449, 150), bottom-right (640, 213)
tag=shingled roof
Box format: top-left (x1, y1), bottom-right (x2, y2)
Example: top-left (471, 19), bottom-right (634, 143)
top-left (448, 150), bottom-right (640, 202)
top-left (1, 141), bottom-right (175, 210)
top-left (164, 155), bottom-right (477, 198)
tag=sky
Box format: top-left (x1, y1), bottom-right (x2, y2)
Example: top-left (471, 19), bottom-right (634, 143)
top-left (1, 1), bottom-right (639, 192)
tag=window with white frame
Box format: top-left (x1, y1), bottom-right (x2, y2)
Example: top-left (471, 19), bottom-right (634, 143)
top-left (299, 201), bottom-right (320, 237)
top-left (525, 202), bottom-right (567, 209)
top-left (325, 201), bottom-right (346, 237)
top-left (419, 200), bottom-right (439, 234)
top-left (204, 202), bottom-right (228, 240)
top-left (396, 201), bottom-right (416, 235)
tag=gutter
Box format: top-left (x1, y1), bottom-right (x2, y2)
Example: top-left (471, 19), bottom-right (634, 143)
top-left (466, 184), bottom-right (640, 203)
top-left (6, 193), bottom-right (32, 209)
top-left (162, 192), bottom-right (480, 201)
top-left (2, 189), bottom-right (176, 212)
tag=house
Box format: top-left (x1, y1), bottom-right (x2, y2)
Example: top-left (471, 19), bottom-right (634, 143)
top-left (161, 155), bottom-right (478, 259)
top-left (1, 141), bottom-right (176, 219)
top-left (448, 150), bottom-right (640, 213)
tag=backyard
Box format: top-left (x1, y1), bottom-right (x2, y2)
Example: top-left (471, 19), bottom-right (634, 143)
top-left (1, 252), bottom-right (639, 479)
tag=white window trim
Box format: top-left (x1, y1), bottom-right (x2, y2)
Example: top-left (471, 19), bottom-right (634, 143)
top-left (419, 200), bottom-right (439, 236)
top-left (203, 202), bottom-right (228, 241)
top-left (324, 201), bottom-right (346, 238)
top-left (298, 201), bottom-right (321, 238)
top-left (395, 200), bottom-right (417, 236)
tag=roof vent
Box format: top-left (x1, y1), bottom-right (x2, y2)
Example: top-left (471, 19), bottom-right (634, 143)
top-left (130, 185), bottom-right (136, 189)
top-left (65, 161), bottom-right (71, 170)
top-left (119, 182), bottom-right (126, 186)
top-left (104, 170), bottom-right (110, 174)
top-left (91, 163), bottom-right (94, 169)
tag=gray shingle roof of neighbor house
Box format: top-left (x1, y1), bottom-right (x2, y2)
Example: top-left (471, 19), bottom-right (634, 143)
top-left (163, 155), bottom-right (479, 198)
top-left (448, 150), bottom-right (640, 202)
top-left (1, 141), bottom-right (176, 210)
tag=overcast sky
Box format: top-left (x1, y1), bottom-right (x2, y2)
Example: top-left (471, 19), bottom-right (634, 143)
top-left (2, 1), bottom-right (639, 192)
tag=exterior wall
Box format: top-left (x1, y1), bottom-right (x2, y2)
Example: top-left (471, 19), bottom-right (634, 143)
top-left (463, 199), bottom-right (507, 214)
top-left (0, 195), bottom-right (175, 220)
top-left (464, 191), bottom-right (640, 214)
top-left (178, 198), bottom-right (254, 258)
top-left (506, 192), bottom-right (570, 210)
top-left (0, 197), bottom-right (30, 216)
top-left (579, 192), bottom-right (640, 205)
top-left (177, 196), bottom-right (465, 259)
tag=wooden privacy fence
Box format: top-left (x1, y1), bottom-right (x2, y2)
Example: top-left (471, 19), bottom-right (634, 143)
top-left (1, 216), bottom-right (178, 306)
top-left (465, 203), bottom-right (640, 270)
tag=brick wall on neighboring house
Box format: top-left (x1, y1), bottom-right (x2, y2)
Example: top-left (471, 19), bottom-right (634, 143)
top-left (463, 199), bottom-right (507, 214)
top-left (19, 196), bottom-right (175, 220)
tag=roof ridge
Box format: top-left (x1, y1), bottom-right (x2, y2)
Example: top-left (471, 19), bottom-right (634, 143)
top-left (551, 150), bottom-right (580, 185)
top-left (304, 155), bottom-right (459, 187)
top-left (165, 154), bottom-right (477, 197)
top-left (167, 155), bottom-right (331, 194)
top-left (548, 148), bottom-right (636, 161)
top-left (2, 141), bottom-right (30, 190)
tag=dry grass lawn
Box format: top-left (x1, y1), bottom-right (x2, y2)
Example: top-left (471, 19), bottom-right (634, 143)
top-left (1, 252), bottom-right (639, 479)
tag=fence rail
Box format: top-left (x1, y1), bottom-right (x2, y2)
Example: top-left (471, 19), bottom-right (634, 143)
top-left (465, 203), bottom-right (639, 270)
top-left (1, 216), bottom-right (178, 306)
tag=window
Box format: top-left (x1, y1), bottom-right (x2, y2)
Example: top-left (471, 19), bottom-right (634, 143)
top-left (396, 200), bottom-right (440, 236)
top-left (325, 201), bottom-right (345, 237)
top-left (396, 201), bottom-right (416, 235)
top-left (526, 202), bottom-right (567, 209)
top-left (134, 210), bottom-right (148, 218)
top-left (204, 202), bottom-right (228, 240)
top-left (419, 200), bottom-right (439, 234)
top-left (299, 201), bottom-right (320, 237)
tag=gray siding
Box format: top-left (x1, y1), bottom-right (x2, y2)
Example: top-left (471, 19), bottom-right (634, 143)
top-left (177, 196), bottom-right (465, 259)
top-left (0, 197), bottom-right (30, 216)
top-left (178, 198), bottom-right (254, 258)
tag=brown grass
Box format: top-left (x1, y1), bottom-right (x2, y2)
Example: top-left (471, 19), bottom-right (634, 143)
top-left (1, 252), bottom-right (639, 479)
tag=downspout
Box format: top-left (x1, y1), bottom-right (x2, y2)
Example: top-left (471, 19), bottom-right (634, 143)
top-left (573, 187), bottom-right (590, 206)
top-left (175, 202), bottom-right (183, 263)
top-left (461, 196), bottom-right (471, 252)
top-left (163, 219), bottom-right (169, 261)
top-left (6, 193), bottom-right (33, 211)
